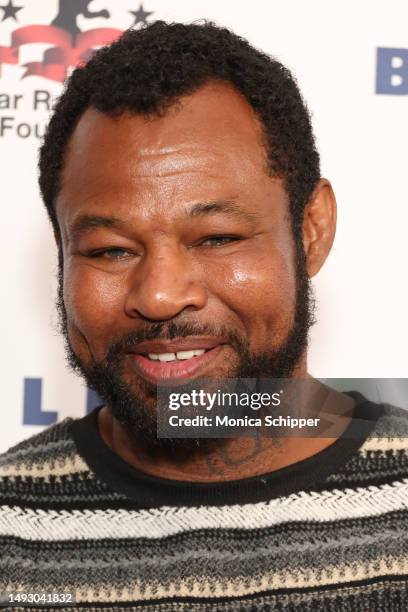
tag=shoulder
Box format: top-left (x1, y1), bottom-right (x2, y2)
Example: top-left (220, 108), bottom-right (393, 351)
top-left (0, 418), bottom-right (87, 478)
top-left (0, 418), bottom-right (99, 510)
top-left (0, 415), bottom-right (127, 512)
top-left (360, 402), bottom-right (408, 455)
top-left (325, 402), bottom-right (408, 490)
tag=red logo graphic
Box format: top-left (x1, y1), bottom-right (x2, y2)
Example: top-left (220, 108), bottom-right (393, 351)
top-left (0, 1), bottom-right (153, 82)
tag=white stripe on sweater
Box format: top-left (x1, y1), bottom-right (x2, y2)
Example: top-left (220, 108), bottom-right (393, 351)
top-left (360, 436), bottom-right (408, 453)
top-left (1, 479), bottom-right (408, 541)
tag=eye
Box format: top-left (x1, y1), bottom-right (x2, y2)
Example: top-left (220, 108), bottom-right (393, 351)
top-left (199, 236), bottom-right (241, 247)
top-left (88, 247), bottom-right (132, 260)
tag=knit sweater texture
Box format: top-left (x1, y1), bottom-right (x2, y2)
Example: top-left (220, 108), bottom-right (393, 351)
top-left (1, 392), bottom-right (408, 611)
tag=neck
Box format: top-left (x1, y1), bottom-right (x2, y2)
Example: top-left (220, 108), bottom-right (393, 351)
top-left (97, 373), bottom-right (355, 483)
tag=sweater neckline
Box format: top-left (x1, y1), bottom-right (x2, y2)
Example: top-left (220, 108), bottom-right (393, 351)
top-left (70, 391), bottom-right (383, 508)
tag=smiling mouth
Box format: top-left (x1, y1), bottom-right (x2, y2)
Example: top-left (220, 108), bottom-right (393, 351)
top-left (128, 344), bottom-right (225, 384)
top-left (144, 348), bottom-right (208, 361)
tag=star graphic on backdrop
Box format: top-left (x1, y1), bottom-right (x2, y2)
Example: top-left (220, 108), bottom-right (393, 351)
top-left (130, 3), bottom-right (153, 27)
top-left (0, 0), bottom-right (23, 22)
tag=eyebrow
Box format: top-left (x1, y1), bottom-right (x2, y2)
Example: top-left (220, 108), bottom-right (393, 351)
top-left (68, 214), bottom-right (125, 243)
top-left (187, 199), bottom-right (258, 225)
top-left (68, 199), bottom-right (258, 241)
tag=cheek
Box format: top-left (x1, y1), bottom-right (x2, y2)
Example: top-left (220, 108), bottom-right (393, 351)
top-left (206, 244), bottom-right (297, 343)
top-left (63, 263), bottom-right (127, 356)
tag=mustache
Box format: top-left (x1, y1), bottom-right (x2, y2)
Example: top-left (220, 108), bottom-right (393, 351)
top-left (105, 320), bottom-right (247, 361)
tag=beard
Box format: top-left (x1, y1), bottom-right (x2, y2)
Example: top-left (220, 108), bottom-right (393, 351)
top-left (56, 241), bottom-right (315, 452)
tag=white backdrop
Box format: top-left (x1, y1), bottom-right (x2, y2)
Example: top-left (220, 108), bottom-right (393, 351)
top-left (1, 0), bottom-right (407, 452)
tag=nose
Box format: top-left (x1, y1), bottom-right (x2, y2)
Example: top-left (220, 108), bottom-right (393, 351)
top-left (124, 246), bottom-right (208, 321)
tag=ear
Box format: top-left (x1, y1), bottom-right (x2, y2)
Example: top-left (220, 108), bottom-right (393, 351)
top-left (302, 178), bottom-right (337, 277)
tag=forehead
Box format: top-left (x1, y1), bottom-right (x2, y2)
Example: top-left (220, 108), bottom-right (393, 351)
top-left (56, 81), bottom-right (279, 224)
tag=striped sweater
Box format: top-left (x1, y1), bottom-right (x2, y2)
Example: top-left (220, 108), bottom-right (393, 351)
top-left (1, 392), bottom-right (408, 611)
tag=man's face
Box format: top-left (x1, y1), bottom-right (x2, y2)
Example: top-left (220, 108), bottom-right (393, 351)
top-left (55, 81), bottom-right (313, 443)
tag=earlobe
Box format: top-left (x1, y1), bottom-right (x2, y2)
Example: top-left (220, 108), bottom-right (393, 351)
top-left (302, 178), bottom-right (337, 277)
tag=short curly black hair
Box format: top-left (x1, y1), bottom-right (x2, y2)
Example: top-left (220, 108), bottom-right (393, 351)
top-left (38, 20), bottom-right (320, 241)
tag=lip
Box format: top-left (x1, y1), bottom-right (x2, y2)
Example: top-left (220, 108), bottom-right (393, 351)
top-left (126, 337), bottom-right (227, 355)
top-left (129, 344), bottom-right (225, 385)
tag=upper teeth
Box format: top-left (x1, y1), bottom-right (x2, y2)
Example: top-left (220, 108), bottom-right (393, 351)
top-left (147, 349), bottom-right (206, 362)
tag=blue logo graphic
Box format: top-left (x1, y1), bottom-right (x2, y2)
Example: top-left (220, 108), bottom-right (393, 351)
top-left (23, 378), bottom-right (101, 425)
top-left (376, 47), bottom-right (408, 95)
